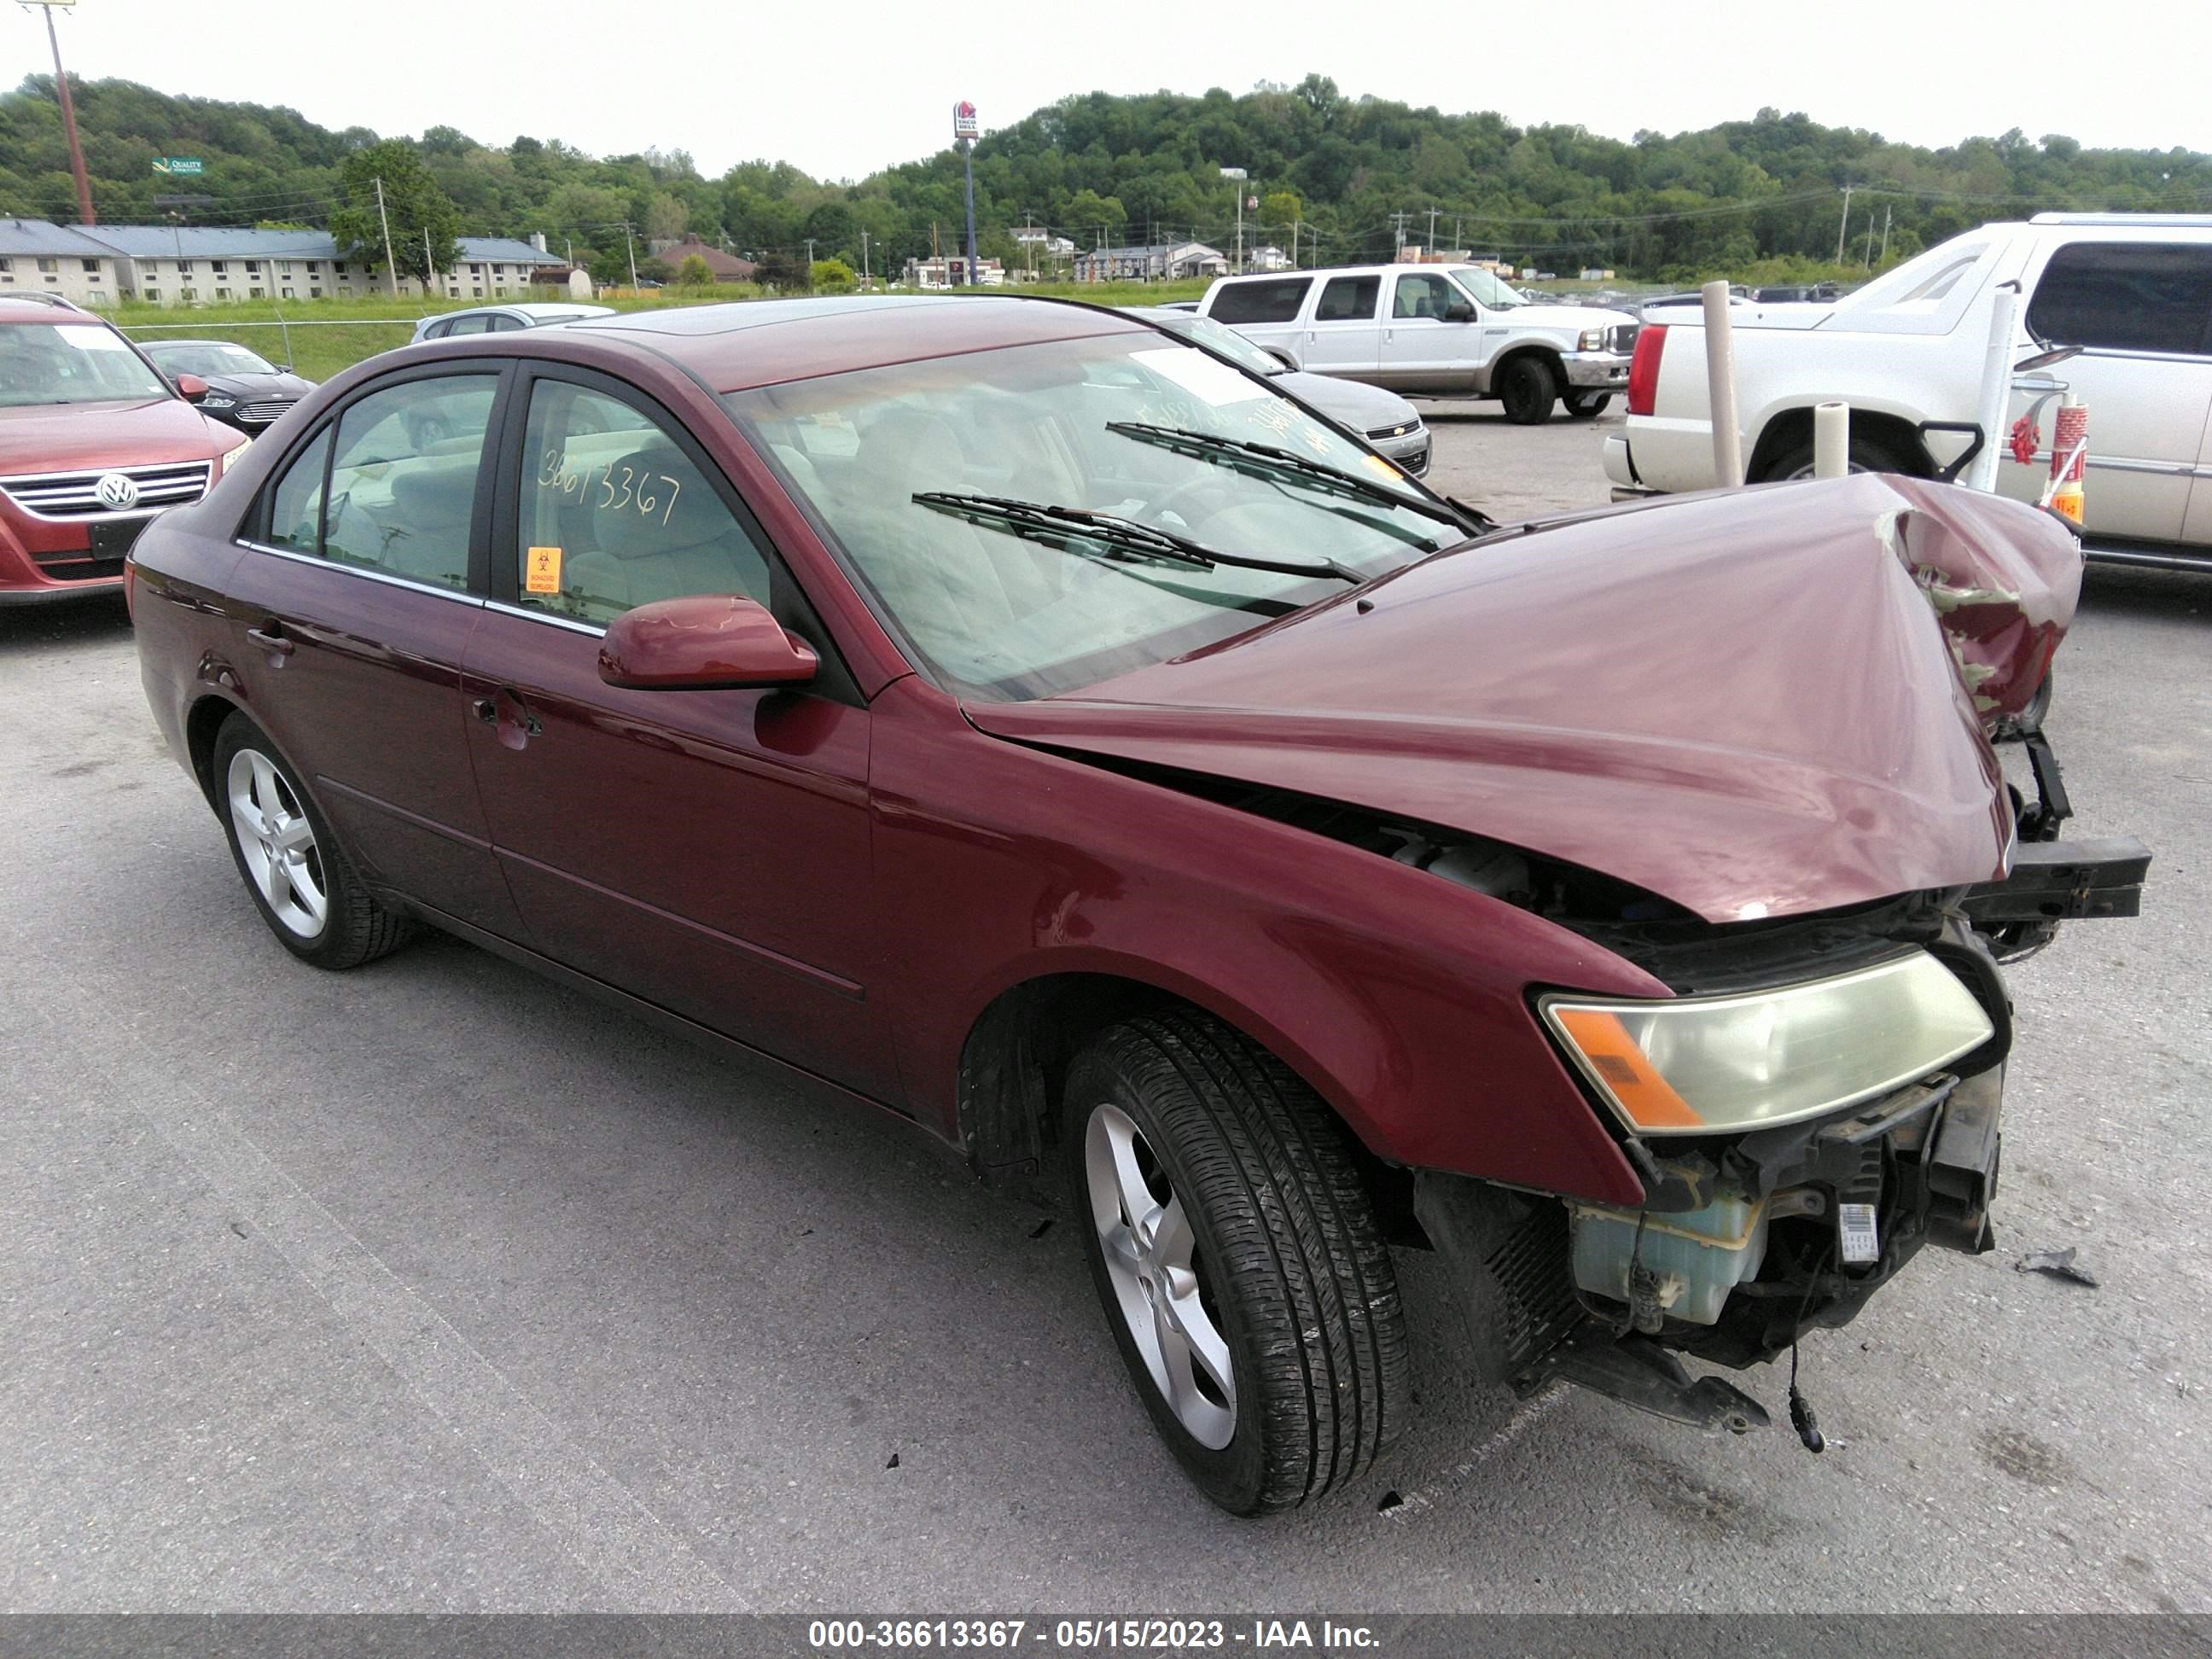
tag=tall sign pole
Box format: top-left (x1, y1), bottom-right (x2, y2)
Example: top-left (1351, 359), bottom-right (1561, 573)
top-left (953, 102), bottom-right (981, 286)
top-left (29, 1), bottom-right (96, 225)
top-left (1220, 168), bottom-right (1247, 276)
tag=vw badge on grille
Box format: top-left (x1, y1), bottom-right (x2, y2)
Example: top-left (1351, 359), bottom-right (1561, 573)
top-left (94, 473), bottom-right (141, 511)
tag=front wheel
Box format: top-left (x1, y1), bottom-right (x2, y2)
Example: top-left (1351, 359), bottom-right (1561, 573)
top-left (1065, 1012), bottom-right (1408, 1514)
top-left (1495, 356), bottom-right (1558, 425)
top-left (1563, 391), bottom-right (1612, 419)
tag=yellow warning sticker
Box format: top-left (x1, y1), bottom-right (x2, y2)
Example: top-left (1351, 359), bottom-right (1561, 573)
top-left (525, 545), bottom-right (562, 594)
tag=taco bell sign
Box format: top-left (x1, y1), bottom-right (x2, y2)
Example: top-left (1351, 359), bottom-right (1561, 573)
top-left (952, 101), bottom-right (980, 142)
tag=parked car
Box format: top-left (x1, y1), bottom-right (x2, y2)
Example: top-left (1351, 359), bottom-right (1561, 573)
top-left (130, 295), bottom-right (2145, 1514)
top-left (0, 298), bottom-right (249, 605)
top-left (1198, 265), bottom-right (1639, 422)
top-left (141, 340), bottom-right (317, 435)
top-left (1123, 305), bottom-right (1432, 474)
top-left (1608, 214), bottom-right (2212, 568)
top-left (410, 302), bottom-right (614, 344)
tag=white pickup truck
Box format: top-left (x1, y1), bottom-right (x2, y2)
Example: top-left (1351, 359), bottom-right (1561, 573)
top-left (1198, 264), bottom-right (1639, 425)
top-left (1606, 214), bottom-right (2212, 568)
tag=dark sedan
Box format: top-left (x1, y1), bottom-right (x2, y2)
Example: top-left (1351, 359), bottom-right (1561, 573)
top-left (127, 295), bottom-right (2142, 1514)
top-left (141, 339), bottom-right (316, 434)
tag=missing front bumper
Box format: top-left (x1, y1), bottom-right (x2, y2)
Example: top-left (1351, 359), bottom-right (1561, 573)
top-left (1414, 1066), bottom-right (2010, 1433)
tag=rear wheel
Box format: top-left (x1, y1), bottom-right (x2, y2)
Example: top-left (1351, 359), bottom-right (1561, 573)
top-left (1563, 391), bottom-right (1612, 418)
top-left (1756, 433), bottom-right (1917, 483)
top-left (1065, 1011), bottom-right (1408, 1514)
top-left (213, 712), bottom-right (413, 969)
top-left (1496, 356), bottom-right (1558, 425)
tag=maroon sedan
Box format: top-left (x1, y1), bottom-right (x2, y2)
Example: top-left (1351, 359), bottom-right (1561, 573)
top-left (129, 296), bottom-right (2145, 1513)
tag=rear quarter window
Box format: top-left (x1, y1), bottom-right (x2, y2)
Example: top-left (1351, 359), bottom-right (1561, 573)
top-left (1210, 278), bottom-right (1313, 324)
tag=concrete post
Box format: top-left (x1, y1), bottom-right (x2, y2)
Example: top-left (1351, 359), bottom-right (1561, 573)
top-left (1813, 401), bottom-right (1850, 479)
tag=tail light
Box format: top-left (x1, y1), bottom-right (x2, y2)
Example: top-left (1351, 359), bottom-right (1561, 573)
top-left (1627, 324), bottom-right (1667, 417)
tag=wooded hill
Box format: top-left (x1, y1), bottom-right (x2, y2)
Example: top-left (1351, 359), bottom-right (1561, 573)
top-left (5, 72), bottom-right (2207, 286)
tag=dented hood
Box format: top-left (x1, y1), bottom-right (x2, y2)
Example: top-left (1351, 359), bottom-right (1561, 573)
top-left (963, 474), bottom-right (2081, 923)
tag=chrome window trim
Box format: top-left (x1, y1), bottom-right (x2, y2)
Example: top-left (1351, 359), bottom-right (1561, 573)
top-left (235, 538), bottom-right (486, 607)
top-left (484, 599), bottom-right (607, 637)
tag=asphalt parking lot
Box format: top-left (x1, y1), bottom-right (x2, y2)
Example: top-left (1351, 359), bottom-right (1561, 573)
top-left (3, 406), bottom-right (2208, 1615)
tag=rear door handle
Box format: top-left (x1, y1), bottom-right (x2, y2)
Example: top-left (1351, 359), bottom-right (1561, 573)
top-left (245, 624), bottom-right (294, 657)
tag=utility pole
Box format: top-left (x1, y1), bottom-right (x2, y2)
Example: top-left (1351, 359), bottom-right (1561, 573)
top-left (1877, 205), bottom-right (1892, 266)
top-left (1390, 209), bottom-right (1412, 257)
top-left (860, 228), bottom-right (870, 290)
top-left (1454, 215), bottom-right (1463, 253)
top-left (1864, 209), bottom-right (1877, 269)
top-left (803, 235), bottom-right (817, 276)
top-left (624, 222), bottom-right (639, 290)
top-left (1291, 218), bottom-right (1301, 270)
top-left (1220, 167), bottom-right (1248, 276)
top-left (31, 2), bottom-right (94, 225)
top-left (423, 228), bottom-right (434, 297)
top-left (374, 176), bottom-right (399, 297)
top-left (1835, 184), bottom-right (1854, 265)
top-left (1425, 207), bottom-right (1441, 254)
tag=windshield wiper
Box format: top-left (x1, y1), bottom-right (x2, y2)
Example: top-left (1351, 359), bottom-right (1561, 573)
top-left (1106, 422), bottom-right (1492, 537)
top-left (912, 492), bottom-right (1362, 584)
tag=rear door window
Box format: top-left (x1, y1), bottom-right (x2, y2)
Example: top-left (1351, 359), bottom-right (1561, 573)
top-left (318, 375), bottom-right (498, 589)
top-left (263, 428), bottom-right (332, 554)
top-left (1210, 278), bottom-right (1312, 323)
top-left (2028, 242), bottom-right (2212, 356)
top-left (1315, 276), bottom-right (1381, 322)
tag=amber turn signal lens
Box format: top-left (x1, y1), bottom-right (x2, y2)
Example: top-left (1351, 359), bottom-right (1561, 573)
top-left (1550, 1007), bottom-right (1705, 1130)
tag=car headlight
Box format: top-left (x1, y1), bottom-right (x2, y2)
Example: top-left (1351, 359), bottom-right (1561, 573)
top-left (218, 439), bottom-right (252, 475)
top-left (1540, 952), bottom-right (1993, 1137)
top-left (202, 393), bottom-right (237, 409)
top-left (1578, 329), bottom-right (1605, 352)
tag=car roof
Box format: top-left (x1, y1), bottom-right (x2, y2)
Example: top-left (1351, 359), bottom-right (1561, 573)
top-left (563, 294), bottom-right (1146, 393)
top-left (0, 296), bottom-right (101, 325)
top-left (141, 337), bottom-right (265, 350)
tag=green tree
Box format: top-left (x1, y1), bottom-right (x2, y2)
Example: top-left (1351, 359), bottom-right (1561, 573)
top-left (329, 140), bottom-right (461, 288)
top-left (676, 253), bottom-right (713, 287)
top-left (811, 257), bottom-right (857, 294)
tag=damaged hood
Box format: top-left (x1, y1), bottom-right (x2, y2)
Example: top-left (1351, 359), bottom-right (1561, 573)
top-left (963, 474), bottom-right (2081, 924)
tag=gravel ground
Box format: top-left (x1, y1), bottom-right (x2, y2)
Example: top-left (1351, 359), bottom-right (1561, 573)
top-left (1, 408), bottom-right (2205, 1615)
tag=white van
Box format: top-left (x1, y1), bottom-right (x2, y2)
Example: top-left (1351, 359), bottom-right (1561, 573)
top-left (1196, 264), bottom-right (1639, 424)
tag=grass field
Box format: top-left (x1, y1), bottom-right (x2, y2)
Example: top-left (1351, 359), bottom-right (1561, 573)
top-left (107, 280), bottom-right (1214, 383)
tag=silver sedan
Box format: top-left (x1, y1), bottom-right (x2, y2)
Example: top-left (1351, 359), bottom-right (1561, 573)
top-left (1122, 306), bottom-right (1431, 475)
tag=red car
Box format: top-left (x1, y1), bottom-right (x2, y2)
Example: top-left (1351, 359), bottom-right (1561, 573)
top-left (128, 297), bottom-right (2145, 1513)
top-left (0, 297), bottom-right (247, 605)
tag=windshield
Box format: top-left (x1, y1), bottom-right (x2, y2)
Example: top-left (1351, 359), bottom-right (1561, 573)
top-left (0, 323), bottom-right (172, 408)
top-left (723, 332), bottom-right (1456, 701)
top-left (1141, 310), bottom-right (1287, 378)
top-left (1447, 268), bottom-right (1528, 310)
top-left (146, 341), bottom-right (278, 377)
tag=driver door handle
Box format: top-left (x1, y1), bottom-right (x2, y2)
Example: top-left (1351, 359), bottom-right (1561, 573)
top-left (245, 624), bottom-right (294, 656)
top-left (474, 691), bottom-right (544, 740)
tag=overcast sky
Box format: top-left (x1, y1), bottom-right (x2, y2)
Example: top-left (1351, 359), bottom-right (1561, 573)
top-left (11, 0), bottom-right (2208, 189)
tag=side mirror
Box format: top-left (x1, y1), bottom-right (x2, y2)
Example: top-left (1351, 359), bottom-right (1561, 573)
top-left (1443, 300), bottom-right (1476, 323)
top-left (598, 594), bottom-right (818, 691)
top-left (174, 372), bottom-right (209, 403)
top-left (2015, 343), bottom-right (2082, 374)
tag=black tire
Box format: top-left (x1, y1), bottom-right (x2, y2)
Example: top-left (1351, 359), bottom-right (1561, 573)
top-left (1063, 1011), bottom-right (1408, 1514)
top-left (1563, 391), bottom-right (1612, 418)
top-left (1496, 356), bottom-right (1557, 425)
top-left (212, 712), bottom-right (413, 969)
top-left (1755, 434), bottom-right (1916, 483)
top-left (1993, 667), bottom-right (2055, 742)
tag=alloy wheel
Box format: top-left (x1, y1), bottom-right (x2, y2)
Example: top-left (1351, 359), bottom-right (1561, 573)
top-left (1084, 1103), bottom-right (1237, 1449)
top-left (226, 747), bottom-right (329, 940)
